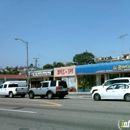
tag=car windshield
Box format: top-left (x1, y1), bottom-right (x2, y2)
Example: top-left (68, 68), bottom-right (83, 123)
top-left (103, 79), bottom-right (129, 86)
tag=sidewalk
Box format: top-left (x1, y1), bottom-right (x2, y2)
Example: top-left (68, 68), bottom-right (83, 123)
top-left (66, 92), bottom-right (92, 99)
top-left (68, 92), bottom-right (91, 95)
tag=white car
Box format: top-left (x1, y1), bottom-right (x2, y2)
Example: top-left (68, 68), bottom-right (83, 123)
top-left (90, 77), bottom-right (130, 94)
top-left (92, 83), bottom-right (130, 102)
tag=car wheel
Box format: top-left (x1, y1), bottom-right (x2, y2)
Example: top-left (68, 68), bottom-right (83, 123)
top-left (124, 94), bottom-right (130, 102)
top-left (94, 93), bottom-right (100, 101)
top-left (29, 91), bottom-right (34, 99)
top-left (47, 92), bottom-right (53, 99)
top-left (9, 92), bottom-right (14, 98)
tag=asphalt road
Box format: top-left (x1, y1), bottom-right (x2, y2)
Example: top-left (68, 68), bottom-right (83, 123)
top-left (0, 95), bottom-right (129, 130)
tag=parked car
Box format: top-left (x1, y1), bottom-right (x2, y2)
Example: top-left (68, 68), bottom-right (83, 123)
top-left (90, 77), bottom-right (130, 94)
top-left (92, 83), bottom-right (130, 102)
top-left (28, 80), bottom-right (68, 99)
top-left (0, 81), bottom-right (28, 98)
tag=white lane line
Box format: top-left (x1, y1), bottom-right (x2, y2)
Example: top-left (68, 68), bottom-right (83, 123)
top-left (0, 108), bottom-right (37, 113)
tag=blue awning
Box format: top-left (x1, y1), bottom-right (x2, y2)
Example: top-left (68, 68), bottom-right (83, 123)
top-left (76, 61), bottom-right (130, 74)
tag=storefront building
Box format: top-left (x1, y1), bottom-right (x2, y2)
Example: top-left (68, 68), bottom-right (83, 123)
top-left (76, 60), bottom-right (130, 86)
top-left (54, 66), bottom-right (77, 92)
top-left (28, 60), bottom-right (130, 91)
top-left (29, 69), bottom-right (53, 88)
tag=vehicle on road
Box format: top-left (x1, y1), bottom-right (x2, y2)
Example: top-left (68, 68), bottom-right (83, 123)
top-left (28, 80), bottom-right (68, 99)
top-left (0, 81), bottom-right (28, 98)
top-left (90, 77), bottom-right (130, 94)
top-left (92, 83), bottom-right (130, 102)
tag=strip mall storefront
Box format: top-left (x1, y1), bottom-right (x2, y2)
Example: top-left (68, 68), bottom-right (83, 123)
top-left (54, 66), bottom-right (77, 92)
top-left (76, 60), bottom-right (130, 86)
top-left (29, 69), bottom-right (53, 88)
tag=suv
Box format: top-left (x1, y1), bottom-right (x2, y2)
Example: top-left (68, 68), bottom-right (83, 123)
top-left (28, 80), bottom-right (68, 99)
top-left (90, 77), bottom-right (130, 94)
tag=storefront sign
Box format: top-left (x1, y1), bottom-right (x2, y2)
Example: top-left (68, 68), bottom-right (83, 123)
top-left (96, 64), bottom-right (130, 73)
top-left (118, 65), bottom-right (130, 71)
top-left (57, 68), bottom-right (73, 75)
top-left (54, 67), bottom-right (75, 76)
top-left (30, 72), bottom-right (51, 77)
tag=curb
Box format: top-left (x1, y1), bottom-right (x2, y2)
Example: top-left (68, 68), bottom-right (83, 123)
top-left (68, 92), bottom-right (91, 95)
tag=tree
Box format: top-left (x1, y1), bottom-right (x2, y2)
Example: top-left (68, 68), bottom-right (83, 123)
top-left (73, 51), bottom-right (95, 65)
top-left (29, 64), bottom-right (34, 68)
top-left (5, 66), bottom-right (12, 74)
top-left (78, 75), bottom-right (96, 91)
top-left (79, 76), bottom-right (89, 91)
top-left (43, 64), bottom-right (53, 69)
top-left (52, 62), bottom-right (64, 68)
top-left (12, 66), bottom-right (19, 74)
top-left (43, 62), bottom-right (65, 69)
top-left (65, 62), bottom-right (76, 66)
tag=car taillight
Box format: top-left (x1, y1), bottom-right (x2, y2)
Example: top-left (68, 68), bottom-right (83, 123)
top-left (15, 88), bottom-right (18, 91)
top-left (56, 86), bottom-right (59, 91)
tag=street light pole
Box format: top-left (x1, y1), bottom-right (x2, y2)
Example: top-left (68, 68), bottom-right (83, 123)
top-left (14, 37), bottom-right (29, 89)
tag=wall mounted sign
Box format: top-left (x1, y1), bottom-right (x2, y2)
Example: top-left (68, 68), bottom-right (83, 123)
top-left (30, 72), bottom-right (51, 77)
top-left (54, 66), bottom-right (75, 77)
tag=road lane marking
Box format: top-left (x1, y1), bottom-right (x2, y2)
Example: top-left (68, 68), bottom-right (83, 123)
top-left (33, 100), bottom-right (63, 106)
top-left (0, 108), bottom-right (37, 113)
top-left (0, 100), bottom-right (63, 107)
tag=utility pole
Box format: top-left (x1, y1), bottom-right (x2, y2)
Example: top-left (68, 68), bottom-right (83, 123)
top-left (33, 58), bottom-right (39, 69)
top-left (118, 34), bottom-right (128, 54)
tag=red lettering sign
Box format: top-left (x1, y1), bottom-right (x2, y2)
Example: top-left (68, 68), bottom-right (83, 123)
top-left (57, 68), bottom-right (74, 75)
top-left (68, 68), bottom-right (73, 74)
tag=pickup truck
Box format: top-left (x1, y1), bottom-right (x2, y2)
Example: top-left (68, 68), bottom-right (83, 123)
top-left (0, 81), bottom-right (28, 98)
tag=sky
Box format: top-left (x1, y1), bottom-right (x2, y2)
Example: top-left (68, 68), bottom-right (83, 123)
top-left (0, 0), bottom-right (130, 68)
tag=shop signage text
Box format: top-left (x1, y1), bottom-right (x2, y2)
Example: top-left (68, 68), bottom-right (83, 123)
top-left (56, 68), bottom-right (74, 76)
top-left (118, 65), bottom-right (130, 71)
top-left (30, 72), bottom-right (51, 77)
top-left (96, 64), bottom-right (130, 73)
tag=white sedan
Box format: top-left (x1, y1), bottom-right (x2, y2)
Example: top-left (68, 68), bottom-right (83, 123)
top-left (92, 83), bottom-right (130, 102)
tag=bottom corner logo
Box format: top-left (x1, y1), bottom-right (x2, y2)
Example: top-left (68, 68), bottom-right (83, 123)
top-left (118, 119), bottom-right (130, 130)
